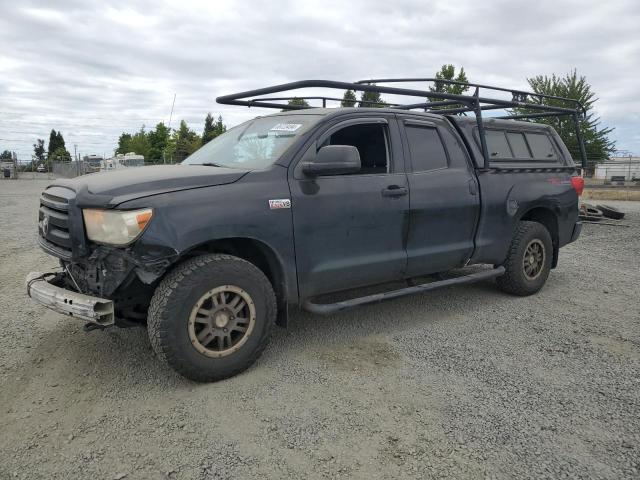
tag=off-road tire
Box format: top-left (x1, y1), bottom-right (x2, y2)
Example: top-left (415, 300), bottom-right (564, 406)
top-left (148, 254), bottom-right (276, 382)
top-left (496, 221), bottom-right (553, 296)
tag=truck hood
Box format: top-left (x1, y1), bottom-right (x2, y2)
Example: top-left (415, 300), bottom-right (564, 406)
top-left (49, 165), bottom-right (249, 208)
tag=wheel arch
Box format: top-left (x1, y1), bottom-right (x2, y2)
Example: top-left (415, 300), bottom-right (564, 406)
top-left (178, 237), bottom-right (290, 327)
top-left (518, 206), bottom-right (560, 268)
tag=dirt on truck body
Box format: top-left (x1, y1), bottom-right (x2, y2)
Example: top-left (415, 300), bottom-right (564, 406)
top-left (26, 78), bottom-right (587, 381)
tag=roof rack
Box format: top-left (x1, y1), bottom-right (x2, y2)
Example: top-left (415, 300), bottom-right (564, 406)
top-left (216, 79), bottom-right (587, 169)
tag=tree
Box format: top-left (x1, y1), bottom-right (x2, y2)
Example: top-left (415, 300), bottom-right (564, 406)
top-left (341, 90), bottom-right (357, 107)
top-left (517, 70), bottom-right (615, 164)
top-left (0, 150), bottom-right (13, 160)
top-left (202, 113), bottom-right (216, 145)
top-left (147, 122), bottom-right (170, 162)
top-left (174, 120), bottom-right (199, 162)
top-left (428, 65), bottom-right (469, 113)
top-left (202, 114), bottom-right (226, 145)
top-left (213, 115), bottom-right (226, 137)
top-left (33, 139), bottom-right (46, 163)
top-left (116, 132), bottom-right (133, 155)
top-left (49, 146), bottom-right (71, 162)
top-left (56, 131), bottom-right (66, 152)
top-left (358, 86), bottom-right (386, 108)
top-left (127, 126), bottom-right (151, 159)
top-left (46, 129), bottom-right (70, 161)
top-left (47, 129), bottom-right (59, 157)
top-left (282, 97), bottom-right (310, 111)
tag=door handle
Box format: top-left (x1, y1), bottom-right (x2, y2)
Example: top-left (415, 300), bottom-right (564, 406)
top-left (381, 185), bottom-right (408, 197)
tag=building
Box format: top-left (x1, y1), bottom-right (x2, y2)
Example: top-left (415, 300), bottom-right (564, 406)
top-left (594, 156), bottom-right (640, 181)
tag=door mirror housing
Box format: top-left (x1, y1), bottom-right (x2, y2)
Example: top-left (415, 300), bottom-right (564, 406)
top-left (302, 145), bottom-right (361, 176)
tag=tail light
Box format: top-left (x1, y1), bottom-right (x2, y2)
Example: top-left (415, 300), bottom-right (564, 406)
top-left (571, 176), bottom-right (584, 196)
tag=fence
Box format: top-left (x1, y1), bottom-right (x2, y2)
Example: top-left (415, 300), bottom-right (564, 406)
top-left (52, 161), bottom-right (89, 178)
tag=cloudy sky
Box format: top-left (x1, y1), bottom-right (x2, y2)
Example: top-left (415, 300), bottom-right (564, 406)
top-left (1, 0), bottom-right (638, 160)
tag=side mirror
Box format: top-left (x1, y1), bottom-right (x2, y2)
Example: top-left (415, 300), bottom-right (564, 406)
top-left (302, 145), bottom-right (361, 176)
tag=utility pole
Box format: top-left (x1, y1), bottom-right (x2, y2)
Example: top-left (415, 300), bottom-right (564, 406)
top-left (74, 144), bottom-right (79, 176)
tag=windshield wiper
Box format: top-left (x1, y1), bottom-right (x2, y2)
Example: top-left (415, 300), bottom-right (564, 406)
top-left (200, 162), bottom-right (225, 167)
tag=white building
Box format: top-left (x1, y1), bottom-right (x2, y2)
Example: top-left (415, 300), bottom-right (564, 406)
top-left (594, 156), bottom-right (640, 181)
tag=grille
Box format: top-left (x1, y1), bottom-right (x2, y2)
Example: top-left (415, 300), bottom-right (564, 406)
top-left (39, 188), bottom-right (74, 258)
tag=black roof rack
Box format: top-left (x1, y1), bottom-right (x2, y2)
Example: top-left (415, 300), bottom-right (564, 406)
top-left (216, 78), bottom-right (587, 169)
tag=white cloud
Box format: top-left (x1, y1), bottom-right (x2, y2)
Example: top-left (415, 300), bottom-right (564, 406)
top-left (0, 0), bottom-right (638, 158)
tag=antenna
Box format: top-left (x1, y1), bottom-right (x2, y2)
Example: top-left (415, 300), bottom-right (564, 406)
top-left (168, 93), bottom-right (176, 130)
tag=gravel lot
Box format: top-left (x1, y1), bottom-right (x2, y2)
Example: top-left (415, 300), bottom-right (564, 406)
top-left (1, 179), bottom-right (639, 480)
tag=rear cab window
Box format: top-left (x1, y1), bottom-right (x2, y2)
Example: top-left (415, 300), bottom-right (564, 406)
top-left (477, 127), bottom-right (562, 164)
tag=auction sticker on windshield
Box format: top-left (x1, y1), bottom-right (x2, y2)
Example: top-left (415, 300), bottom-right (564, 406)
top-left (270, 123), bottom-right (302, 132)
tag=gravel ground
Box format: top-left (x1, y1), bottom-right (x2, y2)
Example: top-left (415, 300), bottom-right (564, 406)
top-left (1, 179), bottom-right (639, 480)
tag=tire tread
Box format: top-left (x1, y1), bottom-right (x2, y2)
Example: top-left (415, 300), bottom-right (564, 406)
top-left (147, 254), bottom-right (276, 382)
top-left (496, 221), bottom-right (552, 296)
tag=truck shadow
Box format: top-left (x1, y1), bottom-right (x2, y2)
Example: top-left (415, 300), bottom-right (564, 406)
top-left (7, 279), bottom-right (508, 397)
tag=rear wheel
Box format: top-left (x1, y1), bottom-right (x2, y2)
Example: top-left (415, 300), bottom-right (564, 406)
top-left (496, 221), bottom-right (553, 296)
top-left (148, 254), bottom-right (276, 382)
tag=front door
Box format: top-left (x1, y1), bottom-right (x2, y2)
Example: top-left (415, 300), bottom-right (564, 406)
top-left (289, 116), bottom-right (409, 299)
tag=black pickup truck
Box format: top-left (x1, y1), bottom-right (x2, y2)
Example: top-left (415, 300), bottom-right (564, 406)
top-left (26, 79), bottom-right (586, 381)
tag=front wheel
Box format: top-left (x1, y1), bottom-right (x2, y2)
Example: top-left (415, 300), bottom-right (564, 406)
top-left (496, 221), bottom-right (553, 296)
top-left (148, 254), bottom-right (276, 382)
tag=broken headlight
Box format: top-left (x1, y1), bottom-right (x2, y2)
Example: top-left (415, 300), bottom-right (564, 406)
top-left (82, 208), bottom-right (153, 246)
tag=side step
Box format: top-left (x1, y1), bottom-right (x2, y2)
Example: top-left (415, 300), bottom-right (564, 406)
top-left (302, 266), bottom-right (505, 315)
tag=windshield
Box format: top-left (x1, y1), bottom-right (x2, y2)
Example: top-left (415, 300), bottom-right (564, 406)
top-left (182, 114), bottom-right (319, 169)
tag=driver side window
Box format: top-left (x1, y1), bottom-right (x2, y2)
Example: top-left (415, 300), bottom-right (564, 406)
top-left (320, 123), bottom-right (390, 174)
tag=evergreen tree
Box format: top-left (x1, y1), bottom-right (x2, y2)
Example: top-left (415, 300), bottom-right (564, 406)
top-left (516, 70), bottom-right (615, 164)
top-left (358, 86), bottom-right (385, 107)
top-left (56, 131), bottom-right (66, 152)
top-left (49, 146), bottom-right (71, 162)
top-left (341, 90), bottom-right (357, 107)
top-left (148, 122), bottom-right (170, 162)
top-left (0, 150), bottom-right (13, 160)
top-left (202, 113), bottom-right (216, 145)
top-left (213, 115), bottom-right (226, 137)
top-left (47, 129), bottom-right (59, 157)
top-left (46, 130), bottom-right (70, 161)
top-left (175, 120), bottom-right (199, 162)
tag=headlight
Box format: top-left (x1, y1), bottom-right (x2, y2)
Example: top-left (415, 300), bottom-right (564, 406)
top-left (83, 208), bottom-right (153, 246)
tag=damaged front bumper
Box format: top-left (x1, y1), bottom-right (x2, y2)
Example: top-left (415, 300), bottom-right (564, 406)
top-left (26, 272), bottom-right (115, 326)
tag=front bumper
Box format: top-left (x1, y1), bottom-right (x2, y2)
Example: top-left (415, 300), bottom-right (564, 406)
top-left (26, 272), bottom-right (115, 326)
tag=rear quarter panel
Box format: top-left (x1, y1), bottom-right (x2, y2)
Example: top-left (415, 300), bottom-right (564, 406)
top-left (452, 119), bottom-right (579, 265)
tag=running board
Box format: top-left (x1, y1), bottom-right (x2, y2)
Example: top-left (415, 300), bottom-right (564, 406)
top-left (302, 267), bottom-right (505, 315)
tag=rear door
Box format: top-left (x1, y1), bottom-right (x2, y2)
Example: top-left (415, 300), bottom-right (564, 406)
top-left (398, 115), bottom-right (480, 276)
top-left (289, 115), bottom-right (409, 298)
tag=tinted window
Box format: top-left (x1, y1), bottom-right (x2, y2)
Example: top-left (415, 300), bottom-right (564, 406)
top-left (405, 125), bottom-right (448, 172)
top-left (506, 132), bottom-right (532, 158)
top-left (526, 132), bottom-right (557, 160)
top-left (327, 123), bottom-right (389, 174)
top-left (486, 130), bottom-right (513, 159)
